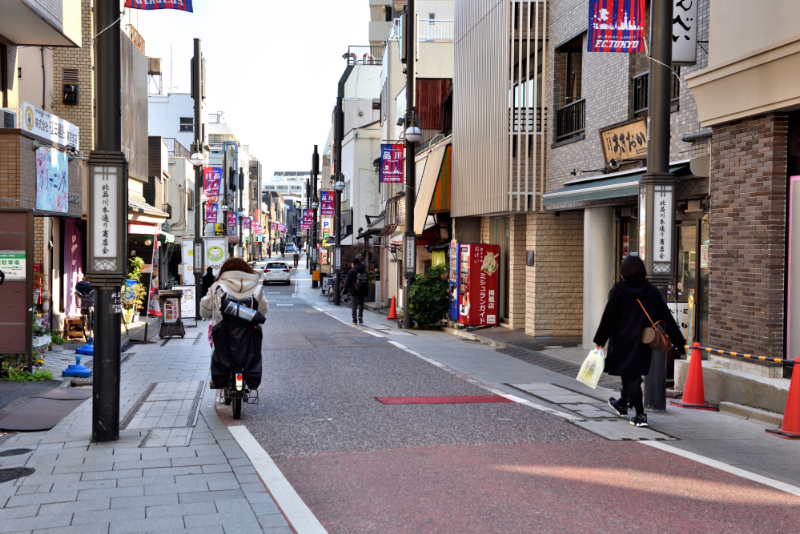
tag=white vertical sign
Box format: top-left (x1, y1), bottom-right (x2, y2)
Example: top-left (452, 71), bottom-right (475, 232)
top-left (672, 0), bottom-right (698, 65)
top-left (655, 186), bottom-right (674, 263)
top-left (405, 235), bottom-right (416, 274)
top-left (93, 166), bottom-right (118, 269)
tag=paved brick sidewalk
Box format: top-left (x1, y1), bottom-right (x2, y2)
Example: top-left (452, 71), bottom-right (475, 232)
top-left (0, 329), bottom-right (292, 534)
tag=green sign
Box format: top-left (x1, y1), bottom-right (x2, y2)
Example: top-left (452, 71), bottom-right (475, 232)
top-left (0, 251), bottom-right (26, 281)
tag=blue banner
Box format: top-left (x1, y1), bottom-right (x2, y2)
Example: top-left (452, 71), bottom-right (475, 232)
top-left (125, 0), bottom-right (193, 12)
top-left (588, 0), bottom-right (645, 53)
top-left (380, 144), bottom-right (404, 183)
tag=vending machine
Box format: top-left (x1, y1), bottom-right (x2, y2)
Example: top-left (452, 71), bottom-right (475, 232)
top-left (448, 241), bottom-right (460, 320)
top-left (457, 243), bottom-right (500, 326)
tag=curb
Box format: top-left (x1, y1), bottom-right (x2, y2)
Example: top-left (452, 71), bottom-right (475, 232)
top-left (438, 326), bottom-right (508, 349)
top-left (719, 401), bottom-right (784, 427)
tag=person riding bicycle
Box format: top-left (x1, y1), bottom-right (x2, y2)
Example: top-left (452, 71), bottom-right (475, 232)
top-left (292, 251), bottom-right (299, 268)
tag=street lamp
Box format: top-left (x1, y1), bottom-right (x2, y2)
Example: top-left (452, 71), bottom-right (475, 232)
top-left (405, 125), bottom-right (422, 143)
top-left (189, 152), bottom-right (206, 167)
top-left (334, 180), bottom-right (345, 193)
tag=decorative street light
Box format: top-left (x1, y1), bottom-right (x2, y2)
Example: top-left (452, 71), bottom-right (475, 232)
top-left (189, 152), bottom-right (206, 167)
top-left (405, 124), bottom-right (422, 143)
top-left (334, 180), bottom-right (345, 192)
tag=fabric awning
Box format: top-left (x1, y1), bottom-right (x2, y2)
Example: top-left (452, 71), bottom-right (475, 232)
top-left (414, 143), bottom-right (448, 235)
top-left (542, 162), bottom-right (690, 207)
top-left (430, 146), bottom-right (451, 214)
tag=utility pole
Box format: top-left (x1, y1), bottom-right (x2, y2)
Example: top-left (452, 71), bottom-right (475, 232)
top-left (311, 145), bottom-right (320, 288)
top-left (88, 0), bottom-right (128, 442)
top-left (238, 168), bottom-right (244, 259)
top-left (642, 0), bottom-right (674, 413)
top-left (333, 95), bottom-right (344, 306)
top-left (191, 39), bottom-right (204, 321)
top-left (403, 0), bottom-right (417, 329)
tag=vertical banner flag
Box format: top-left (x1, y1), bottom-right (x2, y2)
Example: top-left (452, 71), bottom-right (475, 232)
top-left (227, 211), bottom-right (236, 229)
top-left (243, 217), bottom-right (251, 230)
top-left (380, 144), bottom-right (404, 183)
top-left (125, 0), bottom-right (193, 12)
top-left (203, 167), bottom-right (221, 198)
top-left (146, 227), bottom-right (161, 316)
top-left (588, 0), bottom-right (645, 53)
top-left (206, 202), bottom-right (217, 224)
top-left (320, 191), bottom-right (334, 216)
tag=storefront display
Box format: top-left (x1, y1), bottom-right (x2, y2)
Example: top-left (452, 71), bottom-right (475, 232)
top-left (457, 244), bottom-right (500, 326)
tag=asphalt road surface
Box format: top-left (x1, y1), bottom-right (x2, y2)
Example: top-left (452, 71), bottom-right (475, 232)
top-left (217, 256), bottom-right (800, 533)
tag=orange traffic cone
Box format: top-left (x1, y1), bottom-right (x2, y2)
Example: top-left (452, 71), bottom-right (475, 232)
top-left (386, 296), bottom-right (398, 320)
top-left (669, 342), bottom-right (719, 411)
top-left (766, 356), bottom-right (800, 439)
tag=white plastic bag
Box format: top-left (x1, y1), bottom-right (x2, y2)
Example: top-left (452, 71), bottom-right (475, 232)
top-left (576, 348), bottom-right (605, 389)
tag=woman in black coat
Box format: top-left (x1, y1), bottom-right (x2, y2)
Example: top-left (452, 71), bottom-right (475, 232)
top-left (593, 255), bottom-right (685, 428)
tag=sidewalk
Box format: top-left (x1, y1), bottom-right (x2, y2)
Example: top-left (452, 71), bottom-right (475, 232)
top-left (0, 327), bottom-right (293, 534)
top-left (300, 284), bottom-right (800, 490)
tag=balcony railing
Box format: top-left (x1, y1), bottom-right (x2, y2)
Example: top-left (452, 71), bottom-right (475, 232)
top-left (632, 69), bottom-right (681, 115)
top-left (389, 18), bottom-right (454, 42)
top-left (345, 45), bottom-right (384, 66)
top-left (164, 138), bottom-right (191, 160)
top-left (555, 99), bottom-right (585, 142)
top-left (509, 107), bottom-right (546, 133)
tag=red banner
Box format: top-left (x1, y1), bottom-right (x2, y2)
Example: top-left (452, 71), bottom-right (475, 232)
top-left (125, 0), bottom-right (193, 12)
top-left (380, 144), bottom-right (404, 183)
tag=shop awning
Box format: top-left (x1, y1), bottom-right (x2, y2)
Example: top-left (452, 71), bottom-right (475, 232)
top-left (543, 162), bottom-right (690, 207)
top-left (414, 142), bottom-right (449, 235)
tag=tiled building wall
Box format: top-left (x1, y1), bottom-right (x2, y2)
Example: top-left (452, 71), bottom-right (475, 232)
top-left (525, 211), bottom-right (583, 336)
top-left (708, 113), bottom-right (787, 358)
top-left (507, 214), bottom-right (527, 329)
top-left (52, 0), bottom-right (93, 153)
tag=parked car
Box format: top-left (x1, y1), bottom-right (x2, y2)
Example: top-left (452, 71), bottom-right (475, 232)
top-left (260, 261), bottom-right (291, 285)
top-left (285, 243), bottom-right (297, 253)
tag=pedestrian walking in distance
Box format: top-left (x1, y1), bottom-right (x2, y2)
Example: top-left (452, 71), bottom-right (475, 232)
top-left (593, 255), bottom-right (685, 428)
top-left (342, 258), bottom-right (369, 326)
top-left (201, 266), bottom-right (215, 298)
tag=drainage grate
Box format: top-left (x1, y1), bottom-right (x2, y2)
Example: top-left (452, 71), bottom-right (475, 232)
top-left (0, 468), bottom-right (35, 483)
top-left (120, 381), bottom-right (204, 431)
top-left (0, 448), bottom-right (32, 457)
top-left (497, 347), bottom-right (621, 390)
top-left (120, 383), bottom-right (157, 430)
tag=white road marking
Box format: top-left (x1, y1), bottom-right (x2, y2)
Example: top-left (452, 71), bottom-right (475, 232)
top-left (360, 329), bottom-right (385, 338)
top-left (229, 426), bottom-right (328, 534)
top-left (385, 341), bottom-right (584, 422)
top-left (641, 441), bottom-right (800, 497)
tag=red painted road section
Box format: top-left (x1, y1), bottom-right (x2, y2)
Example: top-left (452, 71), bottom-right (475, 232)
top-left (374, 395), bottom-right (513, 405)
top-left (276, 441), bottom-right (800, 534)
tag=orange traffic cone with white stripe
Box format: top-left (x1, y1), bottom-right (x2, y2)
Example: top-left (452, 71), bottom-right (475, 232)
top-left (766, 356), bottom-right (800, 439)
top-left (386, 296), bottom-right (398, 320)
top-left (669, 342), bottom-right (719, 411)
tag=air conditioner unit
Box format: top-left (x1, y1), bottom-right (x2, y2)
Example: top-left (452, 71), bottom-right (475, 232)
top-left (1, 110), bottom-right (17, 129)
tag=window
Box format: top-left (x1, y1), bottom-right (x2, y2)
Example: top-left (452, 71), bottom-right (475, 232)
top-left (179, 117), bottom-right (193, 132)
top-left (187, 189), bottom-right (194, 211)
top-left (509, 47), bottom-right (544, 133)
top-left (428, 13), bottom-right (435, 23)
top-left (208, 134), bottom-right (222, 144)
top-left (18, 67), bottom-right (22, 79)
top-left (554, 34), bottom-right (586, 142)
top-left (385, 6), bottom-right (392, 22)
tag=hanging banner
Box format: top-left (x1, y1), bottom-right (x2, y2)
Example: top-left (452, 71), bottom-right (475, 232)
top-left (36, 147), bottom-right (69, 213)
top-left (227, 211), bottom-right (236, 229)
top-left (243, 217), bottom-right (251, 230)
top-left (125, 0), bottom-right (193, 12)
top-left (380, 144), bottom-right (404, 183)
top-left (146, 227), bottom-right (161, 317)
top-left (588, 0), bottom-right (645, 53)
top-left (203, 167), bottom-right (221, 198)
top-left (672, 0), bottom-right (698, 65)
top-left (301, 209), bottom-right (312, 230)
top-left (320, 191), bottom-right (334, 216)
top-left (206, 202), bottom-right (218, 224)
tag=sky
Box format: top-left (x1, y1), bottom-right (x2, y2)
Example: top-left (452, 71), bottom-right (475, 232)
top-left (128, 0), bottom-right (370, 178)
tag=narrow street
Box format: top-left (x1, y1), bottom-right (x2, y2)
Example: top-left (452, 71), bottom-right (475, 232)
top-left (212, 256), bottom-right (800, 533)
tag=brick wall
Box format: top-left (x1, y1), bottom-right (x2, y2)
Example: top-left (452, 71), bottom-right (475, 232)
top-left (708, 113), bottom-right (787, 358)
top-left (52, 0), bottom-right (93, 153)
top-left (507, 214), bottom-right (527, 329)
top-left (34, 217), bottom-right (44, 266)
top-left (525, 211), bottom-right (583, 336)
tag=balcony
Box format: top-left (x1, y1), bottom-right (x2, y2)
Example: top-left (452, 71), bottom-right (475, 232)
top-left (509, 107), bottom-right (546, 133)
top-left (0, 0), bottom-right (81, 47)
top-left (164, 138), bottom-right (190, 160)
top-left (345, 45), bottom-right (384, 66)
top-left (555, 99), bottom-right (585, 143)
top-left (388, 18), bottom-right (454, 42)
top-left (632, 69), bottom-right (681, 116)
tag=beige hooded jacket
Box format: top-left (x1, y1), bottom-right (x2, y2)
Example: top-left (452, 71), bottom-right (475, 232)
top-left (199, 271), bottom-right (268, 324)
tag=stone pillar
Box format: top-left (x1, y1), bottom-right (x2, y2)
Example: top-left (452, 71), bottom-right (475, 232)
top-left (582, 207), bottom-right (614, 349)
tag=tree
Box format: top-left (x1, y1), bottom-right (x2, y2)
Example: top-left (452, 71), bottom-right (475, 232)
top-left (408, 264), bottom-right (449, 328)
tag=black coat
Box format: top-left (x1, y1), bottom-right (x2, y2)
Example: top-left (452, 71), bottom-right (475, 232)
top-left (201, 270), bottom-right (215, 297)
top-left (342, 264), bottom-right (367, 296)
top-left (593, 278), bottom-right (686, 377)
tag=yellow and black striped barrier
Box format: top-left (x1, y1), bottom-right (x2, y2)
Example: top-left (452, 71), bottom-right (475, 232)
top-left (685, 345), bottom-right (796, 365)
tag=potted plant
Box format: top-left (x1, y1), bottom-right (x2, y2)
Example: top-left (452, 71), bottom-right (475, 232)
top-left (121, 282), bottom-right (146, 324)
top-left (408, 264), bottom-right (449, 329)
top-left (50, 333), bottom-right (69, 352)
top-left (32, 312), bottom-right (52, 349)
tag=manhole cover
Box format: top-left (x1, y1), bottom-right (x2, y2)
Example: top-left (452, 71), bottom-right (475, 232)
top-left (0, 468), bottom-right (35, 483)
top-left (0, 449), bottom-right (32, 457)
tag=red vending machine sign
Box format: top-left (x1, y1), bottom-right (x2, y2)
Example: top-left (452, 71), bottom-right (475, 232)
top-left (458, 244), bottom-right (500, 326)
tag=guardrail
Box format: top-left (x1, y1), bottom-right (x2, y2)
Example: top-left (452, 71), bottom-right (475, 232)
top-left (685, 344), bottom-right (796, 365)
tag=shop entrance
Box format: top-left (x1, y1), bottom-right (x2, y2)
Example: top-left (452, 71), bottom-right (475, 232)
top-left (673, 215), bottom-right (710, 346)
top-left (489, 217), bottom-right (510, 322)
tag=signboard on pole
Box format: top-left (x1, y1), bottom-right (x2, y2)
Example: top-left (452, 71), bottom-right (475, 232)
top-left (35, 148), bottom-right (69, 213)
top-left (320, 191), bottom-right (334, 215)
top-left (672, 0), bottom-right (698, 65)
top-left (203, 167), bottom-right (221, 198)
top-left (587, 0), bottom-right (645, 53)
top-left (380, 144), bottom-right (404, 183)
top-left (206, 202), bottom-right (218, 224)
top-left (125, 0), bottom-right (193, 12)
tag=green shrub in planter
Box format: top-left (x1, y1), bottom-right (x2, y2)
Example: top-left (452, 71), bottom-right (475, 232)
top-left (408, 264), bottom-right (449, 328)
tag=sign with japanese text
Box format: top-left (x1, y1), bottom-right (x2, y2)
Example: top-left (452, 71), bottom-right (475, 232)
top-left (92, 166), bottom-right (118, 264)
top-left (320, 191), bottom-right (334, 216)
top-left (672, 0), bottom-right (698, 65)
top-left (301, 209), bottom-right (312, 230)
top-left (227, 211), bottom-right (236, 228)
top-left (146, 227), bottom-right (161, 316)
top-left (380, 144), bottom-right (404, 183)
top-left (599, 119), bottom-right (648, 165)
top-left (457, 244), bottom-right (499, 326)
top-left (206, 202), bottom-right (218, 224)
top-left (203, 167), bottom-right (221, 199)
top-left (655, 185), bottom-right (674, 263)
top-left (587, 0), bottom-right (645, 53)
top-left (322, 218), bottom-right (332, 237)
top-left (243, 217), bottom-right (251, 230)
top-left (0, 251), bottom-right (26, 281)
top-left (36, 147), bottom-right (69, 213)
top-left (22, 102), bottom-right (79, 148)
top-left (125, 0), bottom-right (193, 12)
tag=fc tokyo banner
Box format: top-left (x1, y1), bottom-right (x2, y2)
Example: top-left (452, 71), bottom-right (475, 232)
top-left (320, 191), bottom-right (334, 216)
top-left (380, 144), bottom-right (404, 183)
top-left (588, 0), bottom-right (645, 53)
top-left (301, 209), bottom-right (313, 230)
top-left (227, 211), bottom-right (236, 229)
top-left (206, 203), bottom-right (217, 224)
top-left (203, 167), bottom-right (221, 198)
top-left (243, 217), bottom-right (251, 230)
top-left (125, 0), bottom-right (193, 12)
